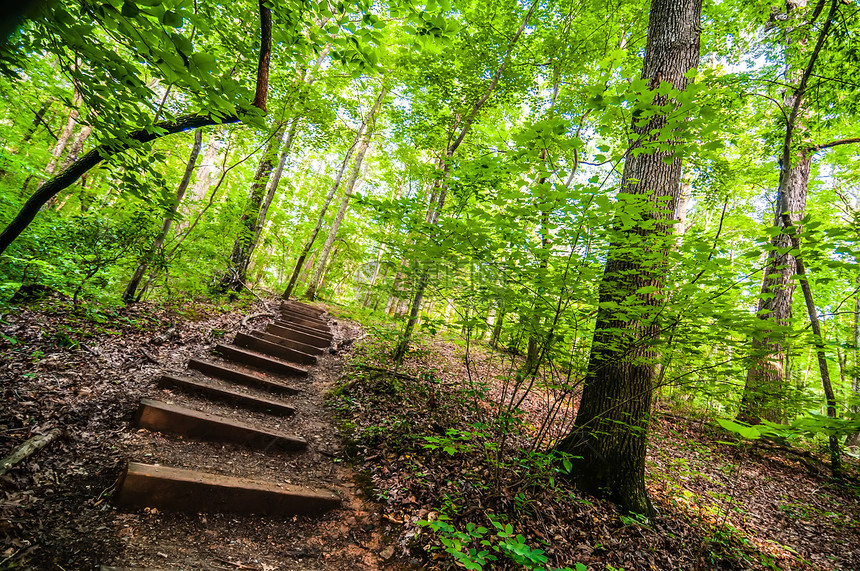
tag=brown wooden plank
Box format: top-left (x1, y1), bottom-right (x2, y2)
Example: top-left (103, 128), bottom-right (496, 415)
top-left (158, 374), bottom-right (295, 415)
top-left (187, 358), bottom-right (299, 395)
top-left (115, 462), bottom-right (340, 515)
top-left (273, 319), bottom-right (332, 339)
top-left (278, 303), bottom-right (325, 320)
top-left (277, 311), bottom-right (329, 331)
top-left (266, 323), bottom-right (330, 348)
top-left (234, 332), bottom-right (317, 366)
top-left (279, 306), bottom-right (327, 324)
top-left (214, 344), bottom-right (309, 376)
top-left (134, 399), bottom-right (305, 450)
top-left (280, 301), bottom-right (325, 317)
top-left (249, 329), bottom-right (323, 355)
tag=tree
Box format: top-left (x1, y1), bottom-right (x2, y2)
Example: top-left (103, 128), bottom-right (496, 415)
top-left (282, 82), bottom-right (387, 299)
top-left (305, 87), bottom-right (386, 300)
top-left (556, 0), bottom-right (703, 515)
top-left (122, 128), bottom-right (203, 303)
top-left (0, 0), bottom-right (276, 256)
top-left (739, 0), bottom-right (859, 423)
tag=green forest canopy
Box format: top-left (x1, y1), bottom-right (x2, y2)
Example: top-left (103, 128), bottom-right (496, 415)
top-left (1, 0), bottom-right (860, 513)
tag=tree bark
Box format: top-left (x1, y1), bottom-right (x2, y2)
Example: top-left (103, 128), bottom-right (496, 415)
top-left (282, 83), bottom-right (386, 299)
top-left (21, 98), bottom-right (55, 144)
top-left (782, 213), bottom-right (841, 474)
top-left (556, 0), bottom-right (702, 516)
top-left (305, 88), bottom-right (386, 300)
top-left (59, 125), bottom-right (93, 172)
top-left (738, 0), bottom-right (841, 423)
top-left (219, 122), bottom-right (286, 293)
top-left (0, 0), bottom-right (272, 257)
top-left (738, 156), bottom-right (811, 423)
top-left (123, 128), bottom-right (203, 303)
top-left (45, 89), bottom-right (82, 176)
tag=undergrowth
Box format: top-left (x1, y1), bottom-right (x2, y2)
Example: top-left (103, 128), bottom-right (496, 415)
top-left (326, 331), bottom-right (803, 571)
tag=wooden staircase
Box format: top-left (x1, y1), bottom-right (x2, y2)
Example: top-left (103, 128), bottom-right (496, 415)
top-left (113, 300), bottom-right (340, 517)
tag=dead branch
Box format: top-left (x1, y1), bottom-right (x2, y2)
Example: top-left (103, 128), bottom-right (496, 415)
top-left (0, 428), bottom-right (63, 476)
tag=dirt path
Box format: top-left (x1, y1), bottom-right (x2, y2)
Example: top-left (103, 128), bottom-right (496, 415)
top-left (0, 300), bottom-right (398, 570)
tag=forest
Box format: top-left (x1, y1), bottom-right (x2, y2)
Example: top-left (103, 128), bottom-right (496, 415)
top-left (1, 0), bottom-right (860, 569)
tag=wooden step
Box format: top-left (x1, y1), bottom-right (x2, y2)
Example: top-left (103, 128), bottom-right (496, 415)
top-left (158, 374), bottom-right (295, 416)
top-left (279, 306), bottom-right (327, 324)
top-left (249, 329), bottom-right (323, 355)
top-left (267, 323), bottom-right (330, 348)
top-left (214, 343), bottom-right (309, 376)
top-left (281, 301), bottom-right (325, 317)
top-left (273, 319), bottom-right (332, 339)
top-left (187, 358), bottom-right (299, 395)
top-left (277, 312), bottom-right (329, 332)
top-left (115, 462), bottom-right (341, 515)
top-left (234, 332), bottom-right (317, 366)
top-left (134, 399), bottom-right (305, 450)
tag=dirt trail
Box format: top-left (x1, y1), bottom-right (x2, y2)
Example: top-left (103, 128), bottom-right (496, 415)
top-left (0, 301), bottom-right (399, 570)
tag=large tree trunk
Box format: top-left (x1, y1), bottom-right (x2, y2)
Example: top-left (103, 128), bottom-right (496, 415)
top-left (282, 84), bottom-right (386, 299)
top-left (123, 129), bottom-right (203, 303)
top-left (556, 0), bottom-right (702, 516)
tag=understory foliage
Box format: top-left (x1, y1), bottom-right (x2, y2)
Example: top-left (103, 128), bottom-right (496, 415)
top-left (328, 325), bottom-right (860, 570)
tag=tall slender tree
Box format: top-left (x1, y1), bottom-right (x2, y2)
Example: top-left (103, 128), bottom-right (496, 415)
top-left (123, 129), bottom-right (204, 303)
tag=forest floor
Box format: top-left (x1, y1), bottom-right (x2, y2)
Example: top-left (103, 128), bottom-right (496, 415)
top-left (0, 297), bottom-right (398, 570)
top-left (1, 299), bottom-right (859, 570)
top-left (329, 311), bottom-right (860, 571)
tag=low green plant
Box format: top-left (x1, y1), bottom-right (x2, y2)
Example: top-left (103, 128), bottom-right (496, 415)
top-left (418, 513), bottom-right (586, 571)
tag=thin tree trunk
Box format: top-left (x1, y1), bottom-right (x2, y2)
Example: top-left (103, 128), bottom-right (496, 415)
top-left (219, 122), bottom-right (286, 293)
top-left (45, 90), bottom-right (82, 176)
top-left (556, 0), bottom-right (702, 516)
top-left (362, 245), bottom-right (385, 307)
top-left (782, 214), bottom-right (841, 474)
top-left (393, 0), bottom-right (540, 363)
top-left (282, 83), bottom-right (386, 299)
top-left (59, 125), bottom-right (93, 172)
top-left (21, 98), bottom-right (55, 144)
top-left (123, 129), bottom-right (203, 303)
top-left (739, 0), bottom-right (840, 423)
top-left (305, 89), bottom-right (383, 300)
top-left (846, 276), bottom-right (860, 448)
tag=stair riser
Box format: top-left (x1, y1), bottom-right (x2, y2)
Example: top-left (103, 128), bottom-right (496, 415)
top-left (186, 359), bottom-right (299, 395)
top-left (280, 302), bottom-right (325, 318)
top-left (158, 375), bottom-right (295, 416)
top-left (277, 312), bottom-right (329, 332)
top-left (134, 400), bottom-right (304, 450)
top-left (249, 330), bottom-right (323, 355)
top-left (214, 344), bottom-right (308, 377)
top-left (273, 319), bottom-right (332, 339)
top-left (115, 463), bottom-right (340, 516)
top-left (234, 332), bottom-right (317, 366)
top-left (267, 324), bottom-right (330, 348)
